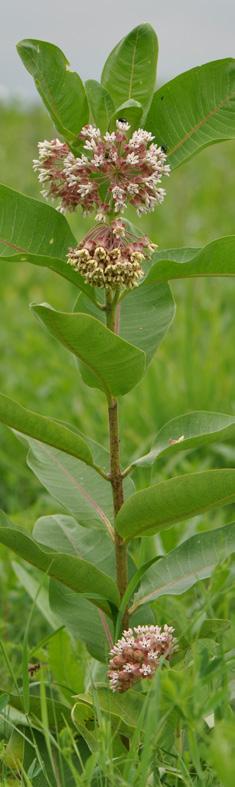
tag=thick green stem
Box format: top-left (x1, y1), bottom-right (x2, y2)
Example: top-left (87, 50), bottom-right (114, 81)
top-left (106, 290), bottom-right (129, 630)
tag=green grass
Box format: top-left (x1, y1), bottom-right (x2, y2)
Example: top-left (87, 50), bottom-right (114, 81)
top-left (0, 102), bottom-right (235, 785)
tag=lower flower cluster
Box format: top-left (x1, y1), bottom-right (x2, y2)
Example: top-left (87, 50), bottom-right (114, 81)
top-left (67, 219), bottom-right (156, 289)
top-left (108, 624), bottom-right (176, 692)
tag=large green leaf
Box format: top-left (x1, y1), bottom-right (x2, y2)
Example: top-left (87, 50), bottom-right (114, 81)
top-left (17, 39), bottom-right (88, 145)
top-left (130, 522), bottom-right (235, 612)
top-left (0, 184), bottom-right (95, 298)
top-left (0, 511), bottom-right (119, 608)
top-left (75, 687), bottom-right (144, 728)
top-left (33, 514), bottom-right (116, 577)
top-left (49, 580), bottom-right (113, 662)
top-left (116, 469), bottom-right (235, 540)
top-left (0, 393), bottom-right (94, 467)
top-left (22, 431), bottom-right (133, 534)
top-left (145, 59), bottom-right (235, 169)
top-left (26, 439), bottom-right (113, 533)
top-left (131, 410), bottom-right (235, 468)
top-left (101, 24), bottom-right (158, 114)
top-left (145, 237), bottom-right (235, 283)
top-left (12, 560), bottom-right (61, 630)
top-left (0, 690), bottom-right (72, 729)
top-left (75, 279), bottom-right (175, 365)
top-left (13, 556), bottom-right (113, 662)
top-left (32, 304), bottom-right (145, 396)
top-left (85, 80), bottom-right (115, 132)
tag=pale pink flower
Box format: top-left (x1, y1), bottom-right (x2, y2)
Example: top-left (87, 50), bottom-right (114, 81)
top-left (108, 624), bottom-right (176, 692)
top-left (33, 121), bottom-right (170, 217)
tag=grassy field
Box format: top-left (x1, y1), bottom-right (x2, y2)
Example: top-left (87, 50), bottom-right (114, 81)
top-left (0, 103), bottom-right (235, 784)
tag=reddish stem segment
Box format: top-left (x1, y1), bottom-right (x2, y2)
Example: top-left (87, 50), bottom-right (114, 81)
top-left (106, 291), bottom-right (129, 630)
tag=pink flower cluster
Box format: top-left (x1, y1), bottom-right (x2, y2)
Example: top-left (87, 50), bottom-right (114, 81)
top-left (108, 624), bottom-right (176, 692)
top-left (33, 121), bottom-right (170, 217)
top-left (67, 219), bottom-right (156, 289)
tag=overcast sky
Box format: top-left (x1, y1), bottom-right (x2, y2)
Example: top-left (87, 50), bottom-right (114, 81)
top-left (1, 0), bottom-right (235, 100)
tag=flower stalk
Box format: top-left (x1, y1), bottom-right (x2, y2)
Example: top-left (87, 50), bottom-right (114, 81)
top-left (106, 290), bottom-right (129, 629)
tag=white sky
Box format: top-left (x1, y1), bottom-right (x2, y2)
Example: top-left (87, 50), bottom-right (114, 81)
top-left (1, 0), bottom-right (235, 100)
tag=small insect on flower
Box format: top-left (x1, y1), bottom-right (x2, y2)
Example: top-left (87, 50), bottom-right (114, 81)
top-left (108, 624), bottom-right (176, 692)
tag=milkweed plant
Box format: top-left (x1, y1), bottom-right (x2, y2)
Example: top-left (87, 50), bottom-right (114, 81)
top-left (1, 22), bottom-right (235, 781)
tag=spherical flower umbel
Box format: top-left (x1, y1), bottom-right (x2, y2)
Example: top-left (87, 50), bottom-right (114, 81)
top-left (67, 220), bottom-right (157, 289)
top-left (33, 121), bottom-right (170, 217)
top-left (108, 624), bottom-right (176, 692)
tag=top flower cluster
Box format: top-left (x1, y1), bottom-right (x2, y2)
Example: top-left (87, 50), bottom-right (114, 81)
top-left (33, 120), bottom-right (170, 219)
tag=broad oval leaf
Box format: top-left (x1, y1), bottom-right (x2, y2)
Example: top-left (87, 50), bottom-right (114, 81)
top-left (116, 469), bottom-right (235, 540)
top-left (33, 514), bottom-right (116, 577)
top-left (1, 689), bottom-right (73, 730)
top-left (85, 80), bottom-right (115, 132)
top-left (0, 511), bottom-right (119, 608)
top-left (132, 410), bottom-right (235, 468)
top-left (12, 560), bottom-right (61, 630)
top-left (145, 237), bottom-right (235, 283)
top-left (130, 522), bottom-right (235, 612)
top-left (0, 393), bottom-right (93, 467)
top-left (13, 526), bottom-right (114, 662)
top-left (0, 184), bottom-right (95, 299)
top-left (17, 39), bottom-right (89, 145)
top-left (32, 304), bottom-right (146, 396)
top-left (75, 279), bottom-right (175, 366)
top-left (49, 580), bottom-right (113, 662)
top-left (76, 687), bottom-right (144, 728)
top-left (101, 24), bottom-right (158, 114)
top-left (22, 432), bottom-right (133, 535)
top-left (145, 59), bottom-right (235, 169)
top-left (26, 439), bottom-right (114, 534)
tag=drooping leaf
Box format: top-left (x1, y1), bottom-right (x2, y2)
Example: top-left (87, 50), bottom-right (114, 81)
top-left (85, 80), bottom-right (115, 132)
top-left (131, 410), bottom-right (235, 468)
top-left (48, 628), bottom-right (85, 699)
top-left (145, 59), bottom-right (235, 169)
top-left (32, 303), bottom-right (145, 396)
top-left (33, 514), bottom-right (116, 577)
top-left (145, 237), bottom-right (235, 283)
top-left (21, 430), bottom-right (133, 534)
top-left (17, 39), bottom-right (89, 145)
top-left (0, 393), bottom-right (93, 467)
top-left (49, 580), bottom-right (113, 662)
top-left (75, 278), bottom-right (175, 365)
top-left (109, 99), bottom-right (143, 131)
top-left (130, 522), bottom-right (235, 612)
top-left (0, 184), bottom-right (95, 299)
top-left (0, 688), bottom-right (72, 729)
top-left (101, 24), bottom-right (158, 114)
top-left (0, 510), bottom-right (119, 608)
top-left (12, 560), bottom-right (61, 630)
top-left (116, 469), bottom-right (235, 540)
top-left (76, 687), bottom-right (144, 728)
top-left (12, 555), bottom-right (113, 662)
top-left (26, 439), bottom-right (113, 533)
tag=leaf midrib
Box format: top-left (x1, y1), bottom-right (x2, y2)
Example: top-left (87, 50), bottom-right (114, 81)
top-left (29, 442), bottom-right (114, 539)
top-left (169, 87), bottom-right (235, 157)
top-left (130, 554), bottom-right (226, 611)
